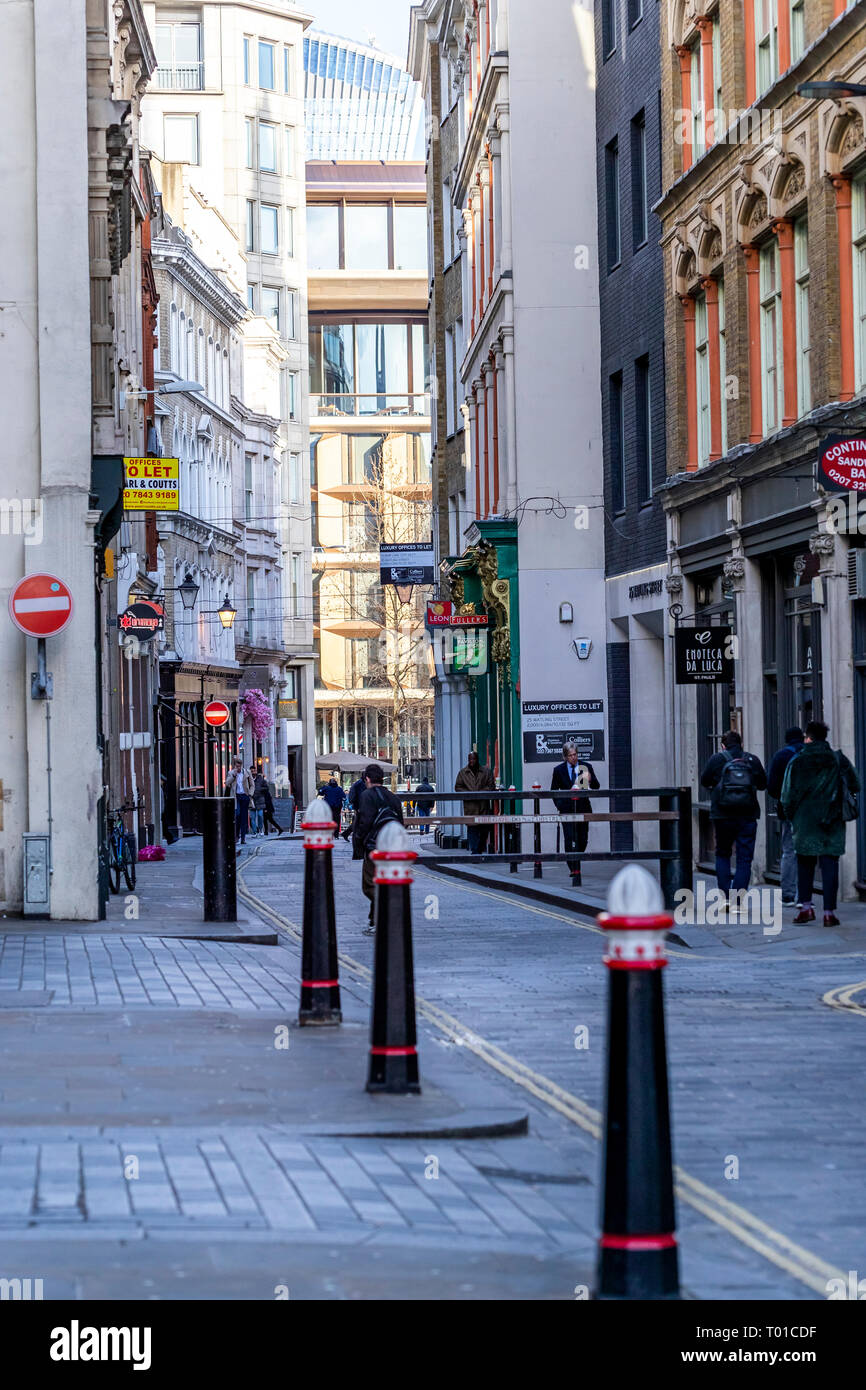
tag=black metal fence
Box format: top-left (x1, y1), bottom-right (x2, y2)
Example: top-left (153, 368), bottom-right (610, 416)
top-left (395, 786), bottom-right (693, 909)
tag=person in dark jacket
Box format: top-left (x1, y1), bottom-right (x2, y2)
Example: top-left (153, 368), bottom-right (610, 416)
top-left (781, 719), bottom-right (860, 927)
top-left (414, 778), bottom-right (435, 834)
top-left (550, 741), bottom-right (600, 887)
top-left (352, 764), bottom-right (404, 932)
top-left (340, 775), bottom-right (366, 841)
top-left (766, 727), bottom-right (804, 904)
top-left (321, 777), bottom-right (346, 838)
top-left (455, 752), bottom-right (496, 854)
top-left (700, 730), bottom-right (767, 897)
top-left (258, 779), bottom-right (282, 836)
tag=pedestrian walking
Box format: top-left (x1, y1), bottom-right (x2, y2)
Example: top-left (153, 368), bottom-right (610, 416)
top-left (780, 719), bottom-right (860, 927)
top-left (414, 777), bottom-right (435, 835)
top-left (258, 777), bottom-right (282, 836)
top-left (352, 763), bottom-right (404, 933)
top-left (455, 751), bottom-right (496, 854)
top-left (767, 726), bottom-right (805, 904)
top-left (321, 776), bottom-right (346, 839)
top-left (700, 730), bottom-right (767, 902)
top-left (225, 756), bottom-right (254, 846)
top-left (340, 775), bottom-right (365, 842)
top-left (550, 740), bottom-right (600, 887)
top-left (250, 768), bottom-right (265, 836)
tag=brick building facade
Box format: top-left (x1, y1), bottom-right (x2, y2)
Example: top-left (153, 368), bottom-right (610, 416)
top-left (657, 0), bottom-right (866, 897)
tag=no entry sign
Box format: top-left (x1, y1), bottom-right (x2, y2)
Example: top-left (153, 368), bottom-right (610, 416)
top-left (204, 701), bottom-right (230, 728)
top-left (8, 573), bottom-right (73, 637)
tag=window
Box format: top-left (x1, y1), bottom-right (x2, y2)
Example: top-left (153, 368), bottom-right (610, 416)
top-left (247, 284), bottom-right (256, 312)
top-left (628, 0), bottom-right (643, 25)
top-left (260, 204), bottom-right (278, 254)
top-left (154, 19), bottom-right (202, 89)
top-left (284, 126), bottom-right (295, 177)
top-left (853, 175), bottom-right (866, 391)
top-left (602, 0), bottom-right (616, 58)
top-left (243, 36), bottom-right (251, 85)
top-left (690, 42), bottom-right (704, 160)
top-left (258, 40), bottom-right (275, 90)
top-left (307, 205), bottom-right (340, 269)
top-left (794, 217), bottom-right (810, 415)
top-left (756, 0), bottom-right (779, 95)
top-left (285, 289), bottom-right (297, 339)
top-left (290, 554), bottom-right (300, 617)
top-left (445, 325), bottom-right (456, 436)
top-left (791, 0), bottom-right (805, 63)
top-left (636, 355), bottom-right (652, 500)
top-left (610, 372), bottom-right (625, 511)
top-left (285, 207), bottom-right (295, 257)
top-left (288, 372), bottom-right (298, 420)
top-left (631, 111), bottom-right (647, 249)
top-left (245, 118), bottom-right (255, 168)
top-left (262, 287), bottom-right (280, 333)
top-left (719, 281), bottom-right (728, 455)
top-left (442, 180), bottom-right (453, 263)
top-left (246, 571), bottom-right (255, 630)
top-left (695, 291), bottom-right (711, 468)
top-left (163, 114), bottom-right (198, 164)
top-left (393, 205), bottom-right (427, 270)
top-left (605, 138), bottom-right (620, 271)
top-left (345, 204), bottom-right (389, 270)
top-left (169, 302), bottom-right (178, 372)
top-left (245, 454), bottom-right (254, 520)
top-left (258, 122), bottom-right (277, 172)
top-left (289, 452), bottom-right (302, 504)
top-left (284, 45), bottom-right (294, 95)
top-left (760, 239), bottom-right (784, 434)
top-left (246, 200), bottom-right (255, 252)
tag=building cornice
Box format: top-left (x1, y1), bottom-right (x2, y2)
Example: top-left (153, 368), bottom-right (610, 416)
top-left (153, 237), bottom-right (247, 326)
top-left (454, 53), bottom-right (508, 206)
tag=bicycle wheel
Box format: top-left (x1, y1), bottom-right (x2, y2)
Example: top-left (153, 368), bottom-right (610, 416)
top-left (121, 838), bottom-right (136, 892)
top-left (108, 838), bottom-right (121, 895)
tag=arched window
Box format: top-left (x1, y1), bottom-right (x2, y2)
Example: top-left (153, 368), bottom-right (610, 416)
top-left (169, 303), bottom-right (179, 372)
top-left (187, 320), bottom-right (195, 383)
top-left (223, 350), bottom-right (230, 408)
top-left (197, 327), bottom-right (205, 386)
top-left (178, 311), bottom-right (186, 378)
top-left (207, 336), bottom-right (215, 400)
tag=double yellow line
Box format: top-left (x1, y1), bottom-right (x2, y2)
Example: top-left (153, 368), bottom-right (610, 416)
top-left (822, 980), bottom-right (866, 1017)
top-left (238, 861), bottom-right (846, 1297)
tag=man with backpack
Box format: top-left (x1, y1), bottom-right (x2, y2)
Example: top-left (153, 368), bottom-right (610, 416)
top-left (700, 730), bottom-right (767, 899)
top-left (352, 763), bottom-right (404, 934)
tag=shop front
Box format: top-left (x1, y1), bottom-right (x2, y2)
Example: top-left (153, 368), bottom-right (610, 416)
top-left (158, 661), bottom-right (241, 838)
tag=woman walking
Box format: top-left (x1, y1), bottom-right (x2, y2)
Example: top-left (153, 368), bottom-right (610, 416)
top-left (781, 719), bottom-right (860, 926)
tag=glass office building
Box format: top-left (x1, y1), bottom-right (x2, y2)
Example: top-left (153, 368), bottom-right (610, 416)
top-left (303, 32), bottom-right (423, 160)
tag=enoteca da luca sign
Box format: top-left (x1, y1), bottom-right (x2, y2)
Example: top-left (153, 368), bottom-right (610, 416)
top-left (674, 627), bottom-right (735, 685)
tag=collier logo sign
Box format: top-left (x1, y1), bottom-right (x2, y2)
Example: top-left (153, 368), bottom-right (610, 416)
top-left (818, 435), bottom-right (866, 493)
top-left (674, 625), bottom-right (735, 685)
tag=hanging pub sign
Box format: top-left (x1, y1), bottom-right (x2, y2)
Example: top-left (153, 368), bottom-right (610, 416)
top-left (817, 435), bottom-right (866, 493)
top-left (118, 597), bottom-right (165, 641)
top-left (123, 457), bottom-right (180, 511)
top-left (379, 540), bottom-right (435, 586)
top-left (675, 625), bottom-right (734, 684)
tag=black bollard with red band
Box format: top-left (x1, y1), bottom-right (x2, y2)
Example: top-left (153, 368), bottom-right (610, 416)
top-left (298, 797), bottom-right (342, 1026)
top-left (596, 864), bottom-right (679, 1299)
top-left (366, 820), bottom-right (420, 1094)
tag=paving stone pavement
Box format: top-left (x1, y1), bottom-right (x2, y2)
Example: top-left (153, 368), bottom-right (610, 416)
top-left (0, 833), bottom-right (863, 1298)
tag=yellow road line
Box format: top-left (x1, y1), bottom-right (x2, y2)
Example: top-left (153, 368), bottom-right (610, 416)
top-left (822, 980), bottom-right (866, 1017)
top-left (237, 864), bottom-right (845, 1297)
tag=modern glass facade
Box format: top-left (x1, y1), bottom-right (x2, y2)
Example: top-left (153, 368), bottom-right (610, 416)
top-left (303, 32), bottom-right (423, 160)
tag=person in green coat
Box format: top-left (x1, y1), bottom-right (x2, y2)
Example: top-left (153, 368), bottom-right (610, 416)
top-left (780, 719), bottom-right (859, 927)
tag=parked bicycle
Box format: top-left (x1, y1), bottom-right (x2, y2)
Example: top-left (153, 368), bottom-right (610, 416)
top-left (107, 802), bottom-right (138, 893)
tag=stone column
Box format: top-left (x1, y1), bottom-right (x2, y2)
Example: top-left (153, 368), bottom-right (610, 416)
top-left (495, 106), bottom-right (513, 276)
top-left (741, 243), bottom-right (763, 442)
top-left (772, 219), bottom-right (798, 427)
top-left (465, 389), bottom-right (479, 520)
top-left (500, 326), bottom-right (518, 511)
top-left (487, 124), bottom-right (503, 286)
top-left (831, 175), bottom-right (855, 402)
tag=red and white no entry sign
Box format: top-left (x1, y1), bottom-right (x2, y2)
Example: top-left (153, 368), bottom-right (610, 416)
top-left (8, 573), bottom-right (73, 638)
top-left (203, 700), bottom-right (230, 728)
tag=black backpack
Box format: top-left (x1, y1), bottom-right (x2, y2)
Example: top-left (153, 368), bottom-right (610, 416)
top-left (716, 750), bottom-right (756, 816)
top-left (365, 787), bottom-right (400, 850)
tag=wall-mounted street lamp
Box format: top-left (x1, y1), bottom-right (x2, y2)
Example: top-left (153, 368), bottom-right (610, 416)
top-left (797, 79), bottom-right (866, 100)
top-left (162, 572), bottom-right (200, 611)
top-left (216, 596), bottom-right (237, 630)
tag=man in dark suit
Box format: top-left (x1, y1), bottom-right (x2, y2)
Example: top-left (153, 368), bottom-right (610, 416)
top-left (550, 741), bottom-right (600, 887)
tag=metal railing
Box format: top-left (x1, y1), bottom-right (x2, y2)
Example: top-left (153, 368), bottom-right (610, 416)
top-left (155, 63), bottom-right (204, 90)
top-left (311, 393), bottom-right (430, 418)
top-left (394, 786), bottom-right (694, 910)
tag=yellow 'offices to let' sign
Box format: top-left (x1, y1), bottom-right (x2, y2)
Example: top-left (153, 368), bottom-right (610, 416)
top-left (123, 457), bottom-right (180, 511)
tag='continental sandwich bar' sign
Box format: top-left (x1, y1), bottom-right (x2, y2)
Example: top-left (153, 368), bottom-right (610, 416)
top-left (123, 457), bottom-right (180, 511)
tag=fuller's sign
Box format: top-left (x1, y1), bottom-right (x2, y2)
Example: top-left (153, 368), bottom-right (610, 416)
top-left (675, 626), bottom-right (735, 684)
top-left (818, 435), bottom-right (866, 493)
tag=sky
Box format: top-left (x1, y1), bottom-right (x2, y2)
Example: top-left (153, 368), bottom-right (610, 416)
top-left (308, 0), bottom-right (413, 64)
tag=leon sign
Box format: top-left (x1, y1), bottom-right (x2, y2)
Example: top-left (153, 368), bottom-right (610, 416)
top-left (123, 457), bottom-right (180, 511)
